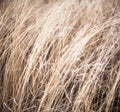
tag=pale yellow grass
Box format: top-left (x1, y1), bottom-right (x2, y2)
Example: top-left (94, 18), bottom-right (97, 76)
top-left (0, 0), bottom-right (120, 112)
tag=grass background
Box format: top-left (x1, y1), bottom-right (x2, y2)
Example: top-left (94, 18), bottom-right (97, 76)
top-left (0, 0), bottom-right (120, 111)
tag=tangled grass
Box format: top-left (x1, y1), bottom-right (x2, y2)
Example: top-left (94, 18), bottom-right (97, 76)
top-left (0, 0), bottom-right (120, 112)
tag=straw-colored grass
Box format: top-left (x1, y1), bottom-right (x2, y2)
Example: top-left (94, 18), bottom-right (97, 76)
top-left (0, 0), bottom-right (120, 112)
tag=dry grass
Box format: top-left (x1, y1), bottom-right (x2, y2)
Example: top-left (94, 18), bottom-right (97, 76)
top-left (0, 0), bottom-right (120, 112)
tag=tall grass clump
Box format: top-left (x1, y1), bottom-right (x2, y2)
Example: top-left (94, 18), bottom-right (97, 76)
top-left (0, 0), bottom-right (120, 112)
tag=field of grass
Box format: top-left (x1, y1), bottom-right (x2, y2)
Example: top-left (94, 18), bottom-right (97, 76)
top-left (0, 0), bottom-right (120, 112)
